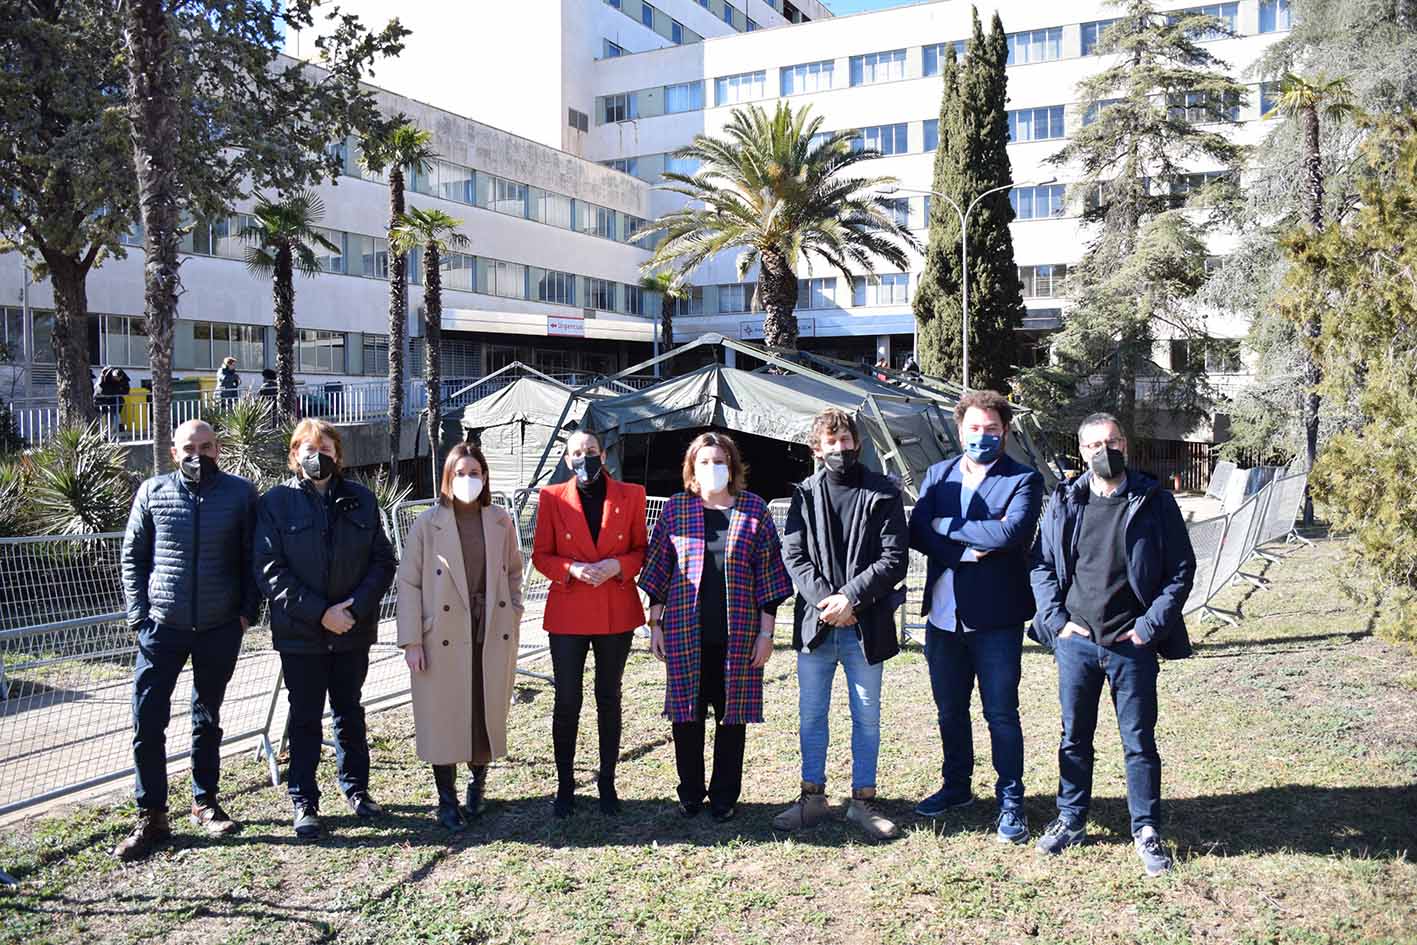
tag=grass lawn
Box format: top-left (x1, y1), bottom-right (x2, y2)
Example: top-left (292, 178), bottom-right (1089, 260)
top-left (1, 534), bottom-right (1414, 945)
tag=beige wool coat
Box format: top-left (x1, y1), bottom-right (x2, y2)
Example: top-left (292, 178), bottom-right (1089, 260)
top-left (396, 502), bottom-right (524, 764)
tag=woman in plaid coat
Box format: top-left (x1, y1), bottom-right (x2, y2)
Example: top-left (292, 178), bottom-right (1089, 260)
top-left (640, 431), bottom-right (792, 821)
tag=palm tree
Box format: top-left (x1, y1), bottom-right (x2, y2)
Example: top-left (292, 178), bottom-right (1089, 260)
top-left (242, 191), bottom-right (340, 419)
top-left (390, 207), bottom-right (469, 479)
top-left (1267, 73), bottom-right (1356, 524)
top-left (359, 123), bottom-right (437, 471)
top-left (640, 102), bottom-right (919, 350)
top-left (640, 270), bottom-right (690, 360)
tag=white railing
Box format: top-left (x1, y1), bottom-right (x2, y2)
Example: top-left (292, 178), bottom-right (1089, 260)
top-left (11, 372), bottom-right (661, 447)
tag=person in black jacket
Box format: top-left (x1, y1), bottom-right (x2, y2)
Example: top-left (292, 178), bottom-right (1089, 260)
top-left (775, 408), bottom-right (908, 840)
top-left (115, 419), bottom-right (260, 861)
top-left (253, 419), bottom-right (397, 840)
top-left (1030, 412), bottom-right (1196, 877)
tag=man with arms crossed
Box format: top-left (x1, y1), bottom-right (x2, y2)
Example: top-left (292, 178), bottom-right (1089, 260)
top-left (908, 391), bottom-right (1043, 844)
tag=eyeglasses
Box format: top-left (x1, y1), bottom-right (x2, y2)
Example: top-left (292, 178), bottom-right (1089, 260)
top-left (1079, 437), bottom-right (1124, 451)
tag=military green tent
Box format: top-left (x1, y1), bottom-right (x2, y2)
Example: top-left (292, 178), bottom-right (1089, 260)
top-left (458, 375), bottom-right (597, 492)
top-left (525, 335), bottom-right (1060, 501)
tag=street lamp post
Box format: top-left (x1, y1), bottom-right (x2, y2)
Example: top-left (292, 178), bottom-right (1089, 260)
top-left (890, 179), bottom-right (1055, 389)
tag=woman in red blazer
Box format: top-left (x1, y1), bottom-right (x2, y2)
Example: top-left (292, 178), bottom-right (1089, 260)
top-left (531, 430), bottom-right (647, 817)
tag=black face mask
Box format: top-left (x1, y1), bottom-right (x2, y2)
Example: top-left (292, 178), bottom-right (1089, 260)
top-left (179, 454), bottom-right (218, 485)
top-left (821, 449), bottom-right (858, 475)
top-left (572, 454), bottom-right (603, 485)
top-left (1089, 447), bottom-right (1126, 481)
top-left (300, 451), bottom-right (337, 482)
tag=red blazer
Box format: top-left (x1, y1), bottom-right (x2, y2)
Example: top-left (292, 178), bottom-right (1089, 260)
top-left (532, 476), bottom-right (648, 635)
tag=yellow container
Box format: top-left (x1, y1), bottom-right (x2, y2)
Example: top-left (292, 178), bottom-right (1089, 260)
top-left (196, 376), bottom-right (218, 395)
top-left (122, 388), bottom-right (149, 428)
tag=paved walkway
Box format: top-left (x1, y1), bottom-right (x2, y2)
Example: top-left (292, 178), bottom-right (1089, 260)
top-left (0, 611), bottom-right (553, 826)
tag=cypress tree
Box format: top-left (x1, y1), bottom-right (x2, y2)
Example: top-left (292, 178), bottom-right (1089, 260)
top-left (913, 8), bottom-right (1025, 391)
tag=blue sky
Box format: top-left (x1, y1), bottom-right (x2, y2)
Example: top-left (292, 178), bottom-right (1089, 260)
top-left (822, 0), bottom-right (933, 15)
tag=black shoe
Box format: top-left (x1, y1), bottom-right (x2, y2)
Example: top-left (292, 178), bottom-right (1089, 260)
top-left (552, 793), bottom-right (576, 819)
top-left (293, 803), bottom-right (321, 840)
top-left (345, 791), bottom-right (384, 819)
top-left (464, 766), bottom-right (487, 819)
top-left (599, 784), bottom-right (622, 816)
top-left (678, 799), bottom-right (703, 818)
top-left (710, 805), bottom-right (736, 823)
top-left (436, 801), bottom-right (466, 833)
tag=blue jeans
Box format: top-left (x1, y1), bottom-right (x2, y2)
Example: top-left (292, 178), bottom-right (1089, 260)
top-left (1059, 634), bottom-right (1156, 833)
top-left (1054, 634), bottom-right (1161, 833)
top-left (131, 619), bottom-right (244, 810)
top-left (923, 622), bottom-right (1024, 809)
top-left (280, 648), bottom-right (372, 809)
top-left (797, 627), bottom-right (884, 790)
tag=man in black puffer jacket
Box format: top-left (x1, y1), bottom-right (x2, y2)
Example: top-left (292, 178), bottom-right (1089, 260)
top-left (116, 419), bottom-right (260, 861)
top-left (253, 419), bottom-right (397, 840)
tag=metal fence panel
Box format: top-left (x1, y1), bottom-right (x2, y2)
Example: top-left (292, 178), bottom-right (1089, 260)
top-left (1207, 489), bottom-right (1264, 600)
top-left (0, 624), bottom-right (280, 816)
top-left (1206, 460), bottom-right (1236, 501)
top-left (1182, 514), bottom-right (1229, 615)
top-left (1256, 473), bottom-right (1307, 547)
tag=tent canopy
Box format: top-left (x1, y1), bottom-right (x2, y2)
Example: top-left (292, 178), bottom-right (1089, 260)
top-left (523, 334), bottom-right (1062, 502)
top-left (459, 375), bottom-right (595, 492)
top-left (575, 362), bottom-right (959, 500)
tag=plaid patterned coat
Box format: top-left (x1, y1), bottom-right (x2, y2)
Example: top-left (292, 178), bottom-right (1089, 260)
top-left (639, 491), bottom-right (792, 725)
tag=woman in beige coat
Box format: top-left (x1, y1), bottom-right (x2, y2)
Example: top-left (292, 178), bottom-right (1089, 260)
top-left (397, 443), bottom-right (524, 832)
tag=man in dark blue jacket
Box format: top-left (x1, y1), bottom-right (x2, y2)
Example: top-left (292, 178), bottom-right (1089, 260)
top-left (1030, 412), bottom-right (1195, 877)
top-left (908, 390), bottom-right (1044, 845)
top-left (115, 419), bottom-right (260, 861)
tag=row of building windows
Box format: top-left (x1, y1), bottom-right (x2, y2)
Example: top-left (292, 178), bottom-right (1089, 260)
top-left (120, 215), bottom-right (650, 315)
top-left (330, 140), bottom-right (649, 246)
top-left (603, 0), bottom-right (779, 45)
top-left (666, 273), bottom-right (915, 317)
top-left (597, 1), bottom-right (1290, 120)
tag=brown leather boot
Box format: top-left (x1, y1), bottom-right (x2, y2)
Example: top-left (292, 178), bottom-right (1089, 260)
top-left (772, 781), bottom-right (831, 831)
top-left (190, 798), bottom-right (240, 836)
top-left (113, 808), bottom-right (171, 861)
top-left (847, 787), bottom-right (899, 840)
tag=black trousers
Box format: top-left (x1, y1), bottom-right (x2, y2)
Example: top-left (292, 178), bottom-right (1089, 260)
top-left (547, 630), bottom-right (634, 794)
top-left (280, 647), bottom-right (371, 809)
top-left (672, 642), bottom-right (746, 814)
top-left (131, 619), bottom-right (243, 810)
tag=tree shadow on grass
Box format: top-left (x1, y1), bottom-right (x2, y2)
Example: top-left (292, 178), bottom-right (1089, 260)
top-left (1080, 784), bottom-right (1417, 861)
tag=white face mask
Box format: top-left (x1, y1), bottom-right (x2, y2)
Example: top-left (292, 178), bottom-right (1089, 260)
top-left (451, 475), bottom-right (483, 504)
top-left (696, 462), bottom-right (731, 495)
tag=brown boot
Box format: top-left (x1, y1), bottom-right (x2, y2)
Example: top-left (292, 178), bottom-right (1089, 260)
top-left (772, 781), bottom-right (831, 831)
top-left (113, 808), bottom-right (171, 861)
top-left (190, 798), bottom-right (240, 836)
top-left (847, 787), bottom-right (899, 840)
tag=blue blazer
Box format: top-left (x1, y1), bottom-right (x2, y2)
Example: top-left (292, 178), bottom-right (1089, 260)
top-left (907, 453), bottom-right (1044, 631)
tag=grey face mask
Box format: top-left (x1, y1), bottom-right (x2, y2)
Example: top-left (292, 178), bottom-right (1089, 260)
top-left (1089, 447), bottom-right (1126, 481)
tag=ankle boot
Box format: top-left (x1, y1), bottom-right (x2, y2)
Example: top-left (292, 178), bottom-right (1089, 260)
top-left (772, 781), bottom-right (831, 831)
top-left (465, 765), bottom-right (487, 819)
top-left (432, 765), bottom-right (465, 833)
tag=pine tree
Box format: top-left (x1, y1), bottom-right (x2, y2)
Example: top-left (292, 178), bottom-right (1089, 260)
top-left (1298, 113), bottom-right (1417, 645)
top-left (1018, 0), bottom-right (1246, 434)
top-left (912, 9), bottom-right (1026, 391)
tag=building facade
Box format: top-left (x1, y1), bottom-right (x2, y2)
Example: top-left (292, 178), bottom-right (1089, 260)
top-left (2, 0), bottom-right (1293, 441)
top-left (1, 87), bottom-right (665, 404)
